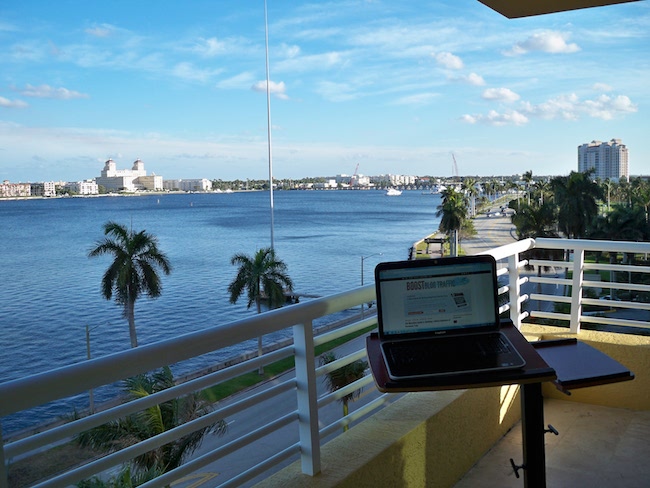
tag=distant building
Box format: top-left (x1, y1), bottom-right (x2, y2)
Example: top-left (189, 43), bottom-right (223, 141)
top-left (1, 180), bottom-right (31, 197)
top-left (371, 174), bottom-right (417, 187)
top-left (65, 180), bottom-right (99, 195)
top-left (95, 159), bottom-right (163, 192)
top-left (163, 179), bottom-right (212, 192)
top-left (30, 181), bottom-right (56, 197)
top-left (578, 139), bottom-right (629, 181)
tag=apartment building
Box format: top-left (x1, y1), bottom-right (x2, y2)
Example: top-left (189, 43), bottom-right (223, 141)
top-left (578, 139), bottom-right (629, 181)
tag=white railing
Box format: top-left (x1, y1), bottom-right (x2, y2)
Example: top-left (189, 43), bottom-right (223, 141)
top-left (1, 237), bottom-right (649, 488)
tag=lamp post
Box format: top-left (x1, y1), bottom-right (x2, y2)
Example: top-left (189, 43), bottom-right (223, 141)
top-left (361, 253), bottom-right (382, 317)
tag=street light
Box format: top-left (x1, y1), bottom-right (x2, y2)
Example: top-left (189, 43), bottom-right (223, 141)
top-left (361, 253), bottom-right (382, 317)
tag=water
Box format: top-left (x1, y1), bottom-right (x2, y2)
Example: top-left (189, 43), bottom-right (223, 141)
top-left (0, 190), bottom-right (440, 434)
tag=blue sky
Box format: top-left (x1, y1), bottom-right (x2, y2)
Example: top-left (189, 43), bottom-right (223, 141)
top-left (1, 0), bottom-right (648, 182)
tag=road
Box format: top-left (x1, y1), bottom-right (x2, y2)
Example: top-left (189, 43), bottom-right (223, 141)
top-left (181, 328), bottom-right (404, 487)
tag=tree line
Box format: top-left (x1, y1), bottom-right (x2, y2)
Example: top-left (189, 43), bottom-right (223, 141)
top-left (436, 171), bottom-right (650, 256)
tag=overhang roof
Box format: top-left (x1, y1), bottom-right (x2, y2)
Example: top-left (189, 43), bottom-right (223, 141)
top-left (478, 0), bottom-right (641, 18)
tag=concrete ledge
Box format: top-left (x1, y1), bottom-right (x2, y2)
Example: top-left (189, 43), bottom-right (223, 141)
top-left (256, 385), bottom-right (522, 488)
top-left (521, 324), bottom-right (650, 410)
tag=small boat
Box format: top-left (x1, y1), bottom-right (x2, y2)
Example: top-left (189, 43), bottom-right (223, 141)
top-left (386, 188), bottom-right (402, 196)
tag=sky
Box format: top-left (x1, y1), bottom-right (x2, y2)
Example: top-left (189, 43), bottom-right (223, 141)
top-left (1, 0), bottom-right (648, 182)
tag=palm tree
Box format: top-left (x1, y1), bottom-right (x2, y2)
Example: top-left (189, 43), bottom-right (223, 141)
top-left (320, 351), bottom-right (368, 432)
top-left (461, 177), bottom-right (479, 217)
top-left (76, 366), bottom-right (227, 481)
top-left (551, 171), bottom-right (603, 239)
top-left (89, 221), bottom-right (172, 348)
top-left (436, 186), bottom-right (468, 256)
top-left (522, 170), bottom-right (534, 205)
top-left (228, 247), bottom-right (293, 373)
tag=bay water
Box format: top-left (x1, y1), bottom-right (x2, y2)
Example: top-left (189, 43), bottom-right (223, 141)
top-left (0, 190), bottom-right (440, 434)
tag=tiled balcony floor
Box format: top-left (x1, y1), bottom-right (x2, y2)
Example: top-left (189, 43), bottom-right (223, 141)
top-left (454, 398), bottom-right (650, 488)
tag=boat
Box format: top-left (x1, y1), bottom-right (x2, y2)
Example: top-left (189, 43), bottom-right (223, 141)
top-left (422, 184), bottom-right (446, 195)
top-left (386, 188), bottom-right (402, 196)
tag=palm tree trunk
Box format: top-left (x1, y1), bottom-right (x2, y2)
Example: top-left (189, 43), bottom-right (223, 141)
top-left (127, 300), bottom-right (138, 348)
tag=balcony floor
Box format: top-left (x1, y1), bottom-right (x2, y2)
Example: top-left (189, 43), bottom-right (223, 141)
top-left (454, 398), bottom-right (650, 488)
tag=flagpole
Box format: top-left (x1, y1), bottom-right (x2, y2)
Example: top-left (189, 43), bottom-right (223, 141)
top-left (264, 0), bottom-right (275, 250)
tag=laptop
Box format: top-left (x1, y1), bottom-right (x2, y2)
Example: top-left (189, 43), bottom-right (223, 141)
top-left (374, 255), bottom-right (526, 381)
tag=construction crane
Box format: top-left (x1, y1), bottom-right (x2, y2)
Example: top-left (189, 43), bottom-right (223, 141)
top-left (452, 153), bottom-right (459, 180)
top-left (350, 163), bottom-right (359, 187)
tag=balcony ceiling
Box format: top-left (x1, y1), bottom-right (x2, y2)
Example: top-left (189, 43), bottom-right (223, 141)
top-left (478, 0), bottom-right (640, 18)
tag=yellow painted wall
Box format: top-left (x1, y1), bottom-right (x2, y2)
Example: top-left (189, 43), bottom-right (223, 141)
top-left (256, 386), bottom-right (521, 488)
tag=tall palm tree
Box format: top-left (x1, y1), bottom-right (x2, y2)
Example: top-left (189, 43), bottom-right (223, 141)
top-left (89, 221), bottom-right (172, 348)
top-left (228, 247), bottom-right (293, 372)
top-left (320, 351), bottom-right (368, 432)
top-left (551, 171), bottom-right (603, 239)
top-left (76, 367), bottom-right (227, 481)
top-left (461, 177), bottom-right (479, 217)
top-left (436, 187), bottom-right (468, 256)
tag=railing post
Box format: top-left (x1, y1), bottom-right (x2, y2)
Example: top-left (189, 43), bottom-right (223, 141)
top-left (293, 321), bottom-right (321, 476)
top-left (0, 425), bottom-right (7, 488)
top-left (508, 253), bottom-right (522, 328)
top-left (570, 249), bottom-right (585, 333)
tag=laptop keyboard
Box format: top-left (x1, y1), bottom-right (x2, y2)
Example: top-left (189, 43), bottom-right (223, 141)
top-left (384, 332), bottom-right (518, 377)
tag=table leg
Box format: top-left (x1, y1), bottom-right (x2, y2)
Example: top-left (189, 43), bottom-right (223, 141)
top-left (521, 382), bottom-right (546, 488)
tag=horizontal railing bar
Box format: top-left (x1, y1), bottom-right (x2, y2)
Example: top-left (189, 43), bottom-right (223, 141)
top-left (529, 276), bottom-right (571, 286)
top-left (479, 238), bottom-right (535, 260)
top-left (314, 316), bottom-right (377, 347)
top-left (530, 293), bottom-right (571, 304)
top-left (215, 442), bottom-right (301, 488)
top-left (535, 238), bottom-right (650, 254)
top-left (584, 281), bottom-right (650, 293)
top-left (139, 412), bottom-right (300, 488)
top-left (319, 395), bottom-right (392, 439)
top-left (579, 315), bottom-right (650, 329)
top-left (584, 262), bottom-right (650, 273)
top-left (317, 376), bottom-right (375, 410)
top-left (529, 311), bottom-right (570, 322)
top-left (315, 350), bottom-right (368, 378)
top-left (582, 298), bottom-right (650, 311)
top-left (528, 259), bottom-right (569, 268)
top-left (5, 346), bottom-right (295, 458)
top-left (0, 286), bottom-right (372, 416)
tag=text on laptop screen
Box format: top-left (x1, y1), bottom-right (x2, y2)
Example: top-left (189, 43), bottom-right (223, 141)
top-left (378, 260), bottom-right (496, 336)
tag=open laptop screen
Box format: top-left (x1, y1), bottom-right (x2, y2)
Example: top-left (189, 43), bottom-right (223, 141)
top-left (375, 256), bottom-right (498, 338)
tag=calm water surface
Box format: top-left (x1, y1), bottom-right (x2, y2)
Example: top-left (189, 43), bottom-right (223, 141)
top-left (0, 190), bottom-right (440, 433)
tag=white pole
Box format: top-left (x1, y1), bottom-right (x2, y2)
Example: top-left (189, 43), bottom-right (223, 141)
top-left (264, 0), bottom-right (275, 250)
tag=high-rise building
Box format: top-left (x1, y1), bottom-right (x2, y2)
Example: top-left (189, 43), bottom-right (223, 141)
top-left (578, 139), bottom-right (629, 181)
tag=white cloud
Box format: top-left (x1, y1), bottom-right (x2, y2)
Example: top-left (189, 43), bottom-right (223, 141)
top-left (504, 31), bottom-right (580, 56)
top-left (482, 87), bottom-right (520, 103)
top-left (434, 52), bottom-right (463, 70)
top-left (583, 94), bottom-right (637, 120)
top-left (463, 91), bottom-right (637, 126)
top-left (19, 84), bottom-right (89, 100)
top-left (85, 24), bottom-right (116, 38)
top-left (592, 82), bottom-right (613, 92)
top-left (393, 93), bottom-right (440, 106)
top-left (274, 51), bottom-right (346, 73)
top-left (461, 110), bottom-right (529, 126)
top-left (450, 72), bottom-right (486, 86)
top-left (465, 73), bottom-right (486, 86)
top-left (172, 62), bottom-right (222, 83)
top-left (252, 80), bottom-right (289, 100)
top-left (0, 96), bottom-right (28, 108)
top-left (216, 72), bottom-right (256, 90)
top-left (279, 43), bottom-right (301, 58)
top-left (193, 37), bottom-right (227, 57)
